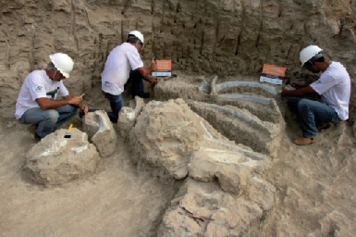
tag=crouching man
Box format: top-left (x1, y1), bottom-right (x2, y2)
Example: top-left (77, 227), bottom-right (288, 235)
top-left (15, 53), bottom-right (88, 140)
top-left (281, 45), bottom-right (351, 145)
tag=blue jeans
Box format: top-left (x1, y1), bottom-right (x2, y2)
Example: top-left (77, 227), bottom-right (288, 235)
top-left (18, 105), bottom-right (78, 138)
top-left (287, 98), bottom-right (341, 138)
top-left (103, 92), bottom-right (124, 123)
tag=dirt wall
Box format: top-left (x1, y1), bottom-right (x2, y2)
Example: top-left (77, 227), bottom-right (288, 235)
top-left (0, 0), bottom-right (355, 121)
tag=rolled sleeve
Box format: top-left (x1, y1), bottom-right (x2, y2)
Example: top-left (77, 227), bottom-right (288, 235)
top-left (29, 77), bottom-right (47, 101)
top-left (125, 49), bottom-right (144, 70)
top-left (310, 72), bottom-right (337, 95)
top-left (58, 81), bottom-right (69, 97)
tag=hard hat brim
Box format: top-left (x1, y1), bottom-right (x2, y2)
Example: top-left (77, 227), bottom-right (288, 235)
top-left (50, 54), bottom-right (71, 78)
top-left (62, 72), bottom-right (70, 78)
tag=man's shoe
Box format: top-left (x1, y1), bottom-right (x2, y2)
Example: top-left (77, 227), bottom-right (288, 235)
top-left (34, 132), bottom-right (42, 141)
top-left (133, 92), bottom-right (150, 99)
top-left (317, 122), bottom-right (331, 132)
top-left (294, 136), bottom-right (317, 145)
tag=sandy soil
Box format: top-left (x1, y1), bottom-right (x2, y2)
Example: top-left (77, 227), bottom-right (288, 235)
top-left (261, 111), bottom-right (356, 236)
top-left (0, 123), bottom-right (177, 237)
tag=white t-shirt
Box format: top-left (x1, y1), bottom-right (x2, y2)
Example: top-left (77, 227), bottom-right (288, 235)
top-left (101, 42), bottom-right (144, 95)
top-left (311, 62), bottom-right (351, 120)
top-left (15, 70), bottom-right (69, 119)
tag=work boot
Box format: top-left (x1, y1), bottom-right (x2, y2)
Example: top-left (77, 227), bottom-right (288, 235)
top-left (132, 92), bottom-right (150, 99)
top-left (294, 136), bottom-right (317, 145)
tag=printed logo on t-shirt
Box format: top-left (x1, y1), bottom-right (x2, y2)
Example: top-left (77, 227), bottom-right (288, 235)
top-left (46, 87), bottom-right (59, 99)
top-left (317, 80), bottom-right (321, 84)
top-left (104, 81), bottom-right (113, 87)
top-left (34, 86), bottom-right (42, 92)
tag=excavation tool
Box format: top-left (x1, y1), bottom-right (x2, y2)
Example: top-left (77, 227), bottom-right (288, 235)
top-left (164, 74), bottom-right (177, 81)
top-left (178, 205), bottom-right (214, 226)
top-left (64, 124), bottom-right (73, 138)
top-left (79, 93), bottom-right (85, 99)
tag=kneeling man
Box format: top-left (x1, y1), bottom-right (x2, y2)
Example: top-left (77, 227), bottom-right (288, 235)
top-left (15, 53), bottom-right (88, 140)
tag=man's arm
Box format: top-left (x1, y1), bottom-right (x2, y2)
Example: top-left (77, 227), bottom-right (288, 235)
top-left (63, 94), bottom-right (89, 114)
top-left (36, 95), bottom-right (82, 110)
top-left (137, 61), bottom-right (157, 77)
top-left (291, 81), bottom-right (309, 88)
top-left (142, 74), bottom-right (157, 83)
top-left (281, 85), bottom-right (315, 97)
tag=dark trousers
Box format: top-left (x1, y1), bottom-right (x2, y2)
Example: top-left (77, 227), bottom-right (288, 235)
top-left (128, 69), bottom-right (145, 97)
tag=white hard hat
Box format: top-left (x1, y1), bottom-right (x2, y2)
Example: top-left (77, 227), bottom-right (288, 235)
top-left (49, 53), bottom-right (74, 78)
top-left (128, 30), bottom-right (144, 44)
top-left (299, 45), bottom-right (323, 67)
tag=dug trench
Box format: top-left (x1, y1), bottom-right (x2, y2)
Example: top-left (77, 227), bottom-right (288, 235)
top-left (1, 0), bottom-right (356, 235)
top-left (0, 74), bottom-right (355, 236)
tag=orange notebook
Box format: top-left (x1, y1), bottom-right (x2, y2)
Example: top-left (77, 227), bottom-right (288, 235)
top-left (152, 60), bottom-right (171, 76)
top-left (260, 64), bottom-right (287, 85)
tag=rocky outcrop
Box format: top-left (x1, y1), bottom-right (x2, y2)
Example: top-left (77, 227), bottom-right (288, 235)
top-left (82, 110), bottom-right (117, 158)
top-left (155, 76), bottom-right (285, 155)
top-left (187, 101), bottom-right (282, 156)
top-left (117, 96), bottom-right (145, 139)
top-left (154, 75), bottom-right (211, 102)
top-left (128, 98), bottom-right (274, 235)
top-left (0, 0), bottom-right (355, 122)
top-left (25, 128), bottom-right (100, 185)
top-left (157, 177), bottom-right (275, 237)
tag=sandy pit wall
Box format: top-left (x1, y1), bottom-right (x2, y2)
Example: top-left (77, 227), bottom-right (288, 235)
top-left (0, 0), bottom-right (355, 124)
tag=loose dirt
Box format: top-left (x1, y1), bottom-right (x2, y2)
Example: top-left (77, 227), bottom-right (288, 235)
top-left (0, 123), bottom-right (177, 236)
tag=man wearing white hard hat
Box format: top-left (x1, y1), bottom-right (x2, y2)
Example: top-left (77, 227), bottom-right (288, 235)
top-left (15, 53), bottom-right (89, 140)
top-left (101, 30), bottom-right (157, 123)
top-left (281, 45), bottom-right (351, 145)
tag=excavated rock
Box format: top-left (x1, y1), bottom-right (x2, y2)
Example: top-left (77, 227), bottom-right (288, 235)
top-left (157, 177), bottom-right (276, 237)
top-left (156, 76), bottom-right (283, 123)
top-left (117, 96), bottom-right (145, 139)
top-left (215, 80), bottom-right (280, 97)
top-left (188, 147), bottom-right (269, 194)
top-left (214, 95), bottom-right (282, 124)
top-left (154, 75), bottom-right (210, 101)
top-left (82, 110), bottom-right (117, 158)
top-left (187, 100), bottom-right (283, 156)
top-left (154, 76), bottom-right (284, 155)
top-left (129, 98), bottom-right (275, 235)
top-left (82, 112), bottom-right (100, 139)
top-left (130, 98), bottom-right (208, 179)
top-left (25, 128), bottom-right (100, 185)
top-left (130, 98), bottom-right (270, 182)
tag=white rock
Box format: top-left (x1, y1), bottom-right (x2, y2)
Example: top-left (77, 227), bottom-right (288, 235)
top-left (26, 128), bottom-right (100, 185)
top-left (82, 110), bottom-right (117, 158)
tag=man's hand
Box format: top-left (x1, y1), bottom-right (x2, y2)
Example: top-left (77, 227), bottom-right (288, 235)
top-left (281, 89), bottom-right (289, 97)
top-left (291, 81), bottom-right (307, 88)
top-left (79, 104), bottom-right (89, 115)
top-left (281, 85), bottom-right (316, 97)
top-left (151, 62), bottom-right (157, 71)
top-left (143, 74), bottom-right (157, 84)
top-left (149, 77), bottom-right (157, 84)
top-left (66, 96), bottom-right (82, 106)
